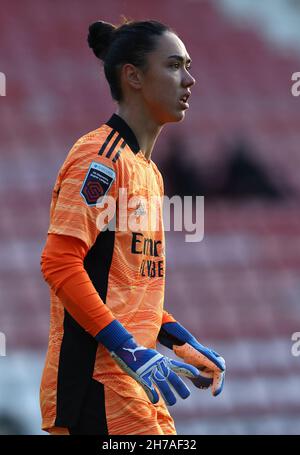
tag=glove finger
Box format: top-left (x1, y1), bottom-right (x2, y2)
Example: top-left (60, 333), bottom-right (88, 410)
top-left (211, 370), bottom-right (225, 397)
top-left (115, 364), bottom-right (163, 404)
top-left (144, 384), bottom-right (160, 404)
top-left (139, 370), bottom-right (160, 404)
top-left (169, 358), bottom-right (201, 379)
top-left (195, 347), bottom-right (225, 371)
top-left (175, 343), bottom-right (225, 372)
top-left (214, 355), bottom-right (226, 371)
top-left (152, 369), bottom-right (177, 406)
top-left (190, 369), bottom-right (213, 389)
top-left (167, 369), bottom-right (191, 399)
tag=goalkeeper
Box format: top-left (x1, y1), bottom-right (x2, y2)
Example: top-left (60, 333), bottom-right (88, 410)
top-left (40, 18), bottom-right (225, 436)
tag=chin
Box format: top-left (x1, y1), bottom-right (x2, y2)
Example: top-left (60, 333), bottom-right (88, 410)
top-left (176, 111), bottom-right (186, 122)
top-left (159, 110), bottom-right (186, 125)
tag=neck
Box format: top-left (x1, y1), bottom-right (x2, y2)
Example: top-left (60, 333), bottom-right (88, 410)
top-left (116, 103), bottom-right (163, 161)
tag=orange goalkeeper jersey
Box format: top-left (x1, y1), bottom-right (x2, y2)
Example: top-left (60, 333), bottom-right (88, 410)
top-left (40, 114), bottom-right (173, 430)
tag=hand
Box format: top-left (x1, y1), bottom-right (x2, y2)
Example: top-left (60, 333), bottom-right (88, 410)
top-left (173, 342), bottom-right (225, 396)
top-left (111, 337), bottom-right (201, 406)
top-left (158, 322), bottom-right (226, 396)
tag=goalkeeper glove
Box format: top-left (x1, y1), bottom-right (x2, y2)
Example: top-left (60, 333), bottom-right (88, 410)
top-left (96, 319), bottom-right (201, 406)
top-left (158, 322), bottom-right (225, 396)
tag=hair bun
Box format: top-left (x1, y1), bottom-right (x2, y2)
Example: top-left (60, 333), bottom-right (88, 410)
top-left (87, 21), bottom-right (116, 60)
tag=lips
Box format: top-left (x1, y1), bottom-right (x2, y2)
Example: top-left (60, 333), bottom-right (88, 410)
top-left (180, 92), bottom-right (191, 103)
top-left (179, 92), bottom-right (190, 110)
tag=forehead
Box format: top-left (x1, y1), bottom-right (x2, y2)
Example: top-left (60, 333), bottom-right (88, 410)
top-left (154, 31), bottom-right (190, 61)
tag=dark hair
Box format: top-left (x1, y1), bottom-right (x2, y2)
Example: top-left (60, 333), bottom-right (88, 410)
top-left (87, 19), bottom-right (173, 101)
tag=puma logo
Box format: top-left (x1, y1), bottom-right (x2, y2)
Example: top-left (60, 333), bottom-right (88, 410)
top-left (123, 346), bottom-right (147, 361)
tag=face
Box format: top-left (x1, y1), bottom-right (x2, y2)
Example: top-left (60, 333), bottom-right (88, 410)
top-left (140, 31), bottom-right (196, 125)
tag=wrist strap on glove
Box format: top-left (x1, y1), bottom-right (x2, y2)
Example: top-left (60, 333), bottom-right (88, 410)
top-left (95, 319), bottom-right (132, 351)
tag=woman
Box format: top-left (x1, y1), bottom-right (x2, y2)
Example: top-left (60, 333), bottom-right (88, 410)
top-left (40, 19), bottom-right (225, 436)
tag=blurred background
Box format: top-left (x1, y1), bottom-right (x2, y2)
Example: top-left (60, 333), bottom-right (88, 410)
top-left (0, 0), bottom-right (300, 435)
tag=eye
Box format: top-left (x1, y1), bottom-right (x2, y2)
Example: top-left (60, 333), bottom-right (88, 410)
top-left (170, 62), bottom-right (180, 69)
top-left (186, 65), bottom-right (192, 71)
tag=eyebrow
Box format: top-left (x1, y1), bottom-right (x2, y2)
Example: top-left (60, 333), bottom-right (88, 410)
top-left (167, 55), bottom-right (192, 65)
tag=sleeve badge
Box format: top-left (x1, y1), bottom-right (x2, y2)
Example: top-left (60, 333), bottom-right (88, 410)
top-left (80, 161), bottom-right (116, 206)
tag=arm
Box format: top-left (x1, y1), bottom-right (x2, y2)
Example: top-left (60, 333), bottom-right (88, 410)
top-left (41, 234), bottom-right (201, 406)
top-left (41, 233), bottom-right (116, 336)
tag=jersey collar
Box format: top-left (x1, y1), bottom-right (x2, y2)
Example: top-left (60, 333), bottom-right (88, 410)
top-left (106, 113), bottom-right (140, 155)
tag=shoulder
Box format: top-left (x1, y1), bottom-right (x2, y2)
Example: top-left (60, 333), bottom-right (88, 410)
top-left (70, 125), bottom-right (123, 165)
top-left (60, 124), bottom-right (128, 180)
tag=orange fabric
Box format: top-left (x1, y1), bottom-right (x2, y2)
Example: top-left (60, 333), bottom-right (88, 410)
top-left (47, 126), bottom-right (120, 249)
top-left (41, 234), bottom-right (115, 336)
top-left (104, 385), bottom-right (176, 435)
top-left (162, 310), bottom-right (177, 325)
top-left (40, 122), bottom-right (166, 432)
top-left (45, 384), bottom-right (176, 435)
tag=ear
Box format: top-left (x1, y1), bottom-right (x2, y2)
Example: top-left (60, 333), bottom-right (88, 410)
top-left (121, 63), bottom-right (143, 90)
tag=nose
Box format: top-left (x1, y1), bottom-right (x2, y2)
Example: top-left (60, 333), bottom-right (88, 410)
top-left (183, 70), bottom-right (196, 88)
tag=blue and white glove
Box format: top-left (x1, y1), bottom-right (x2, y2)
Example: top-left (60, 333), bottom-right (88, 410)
top-left (158, 322), bottom-right (226, 396)
top-left (96, 320), bottom-right (201, 406)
